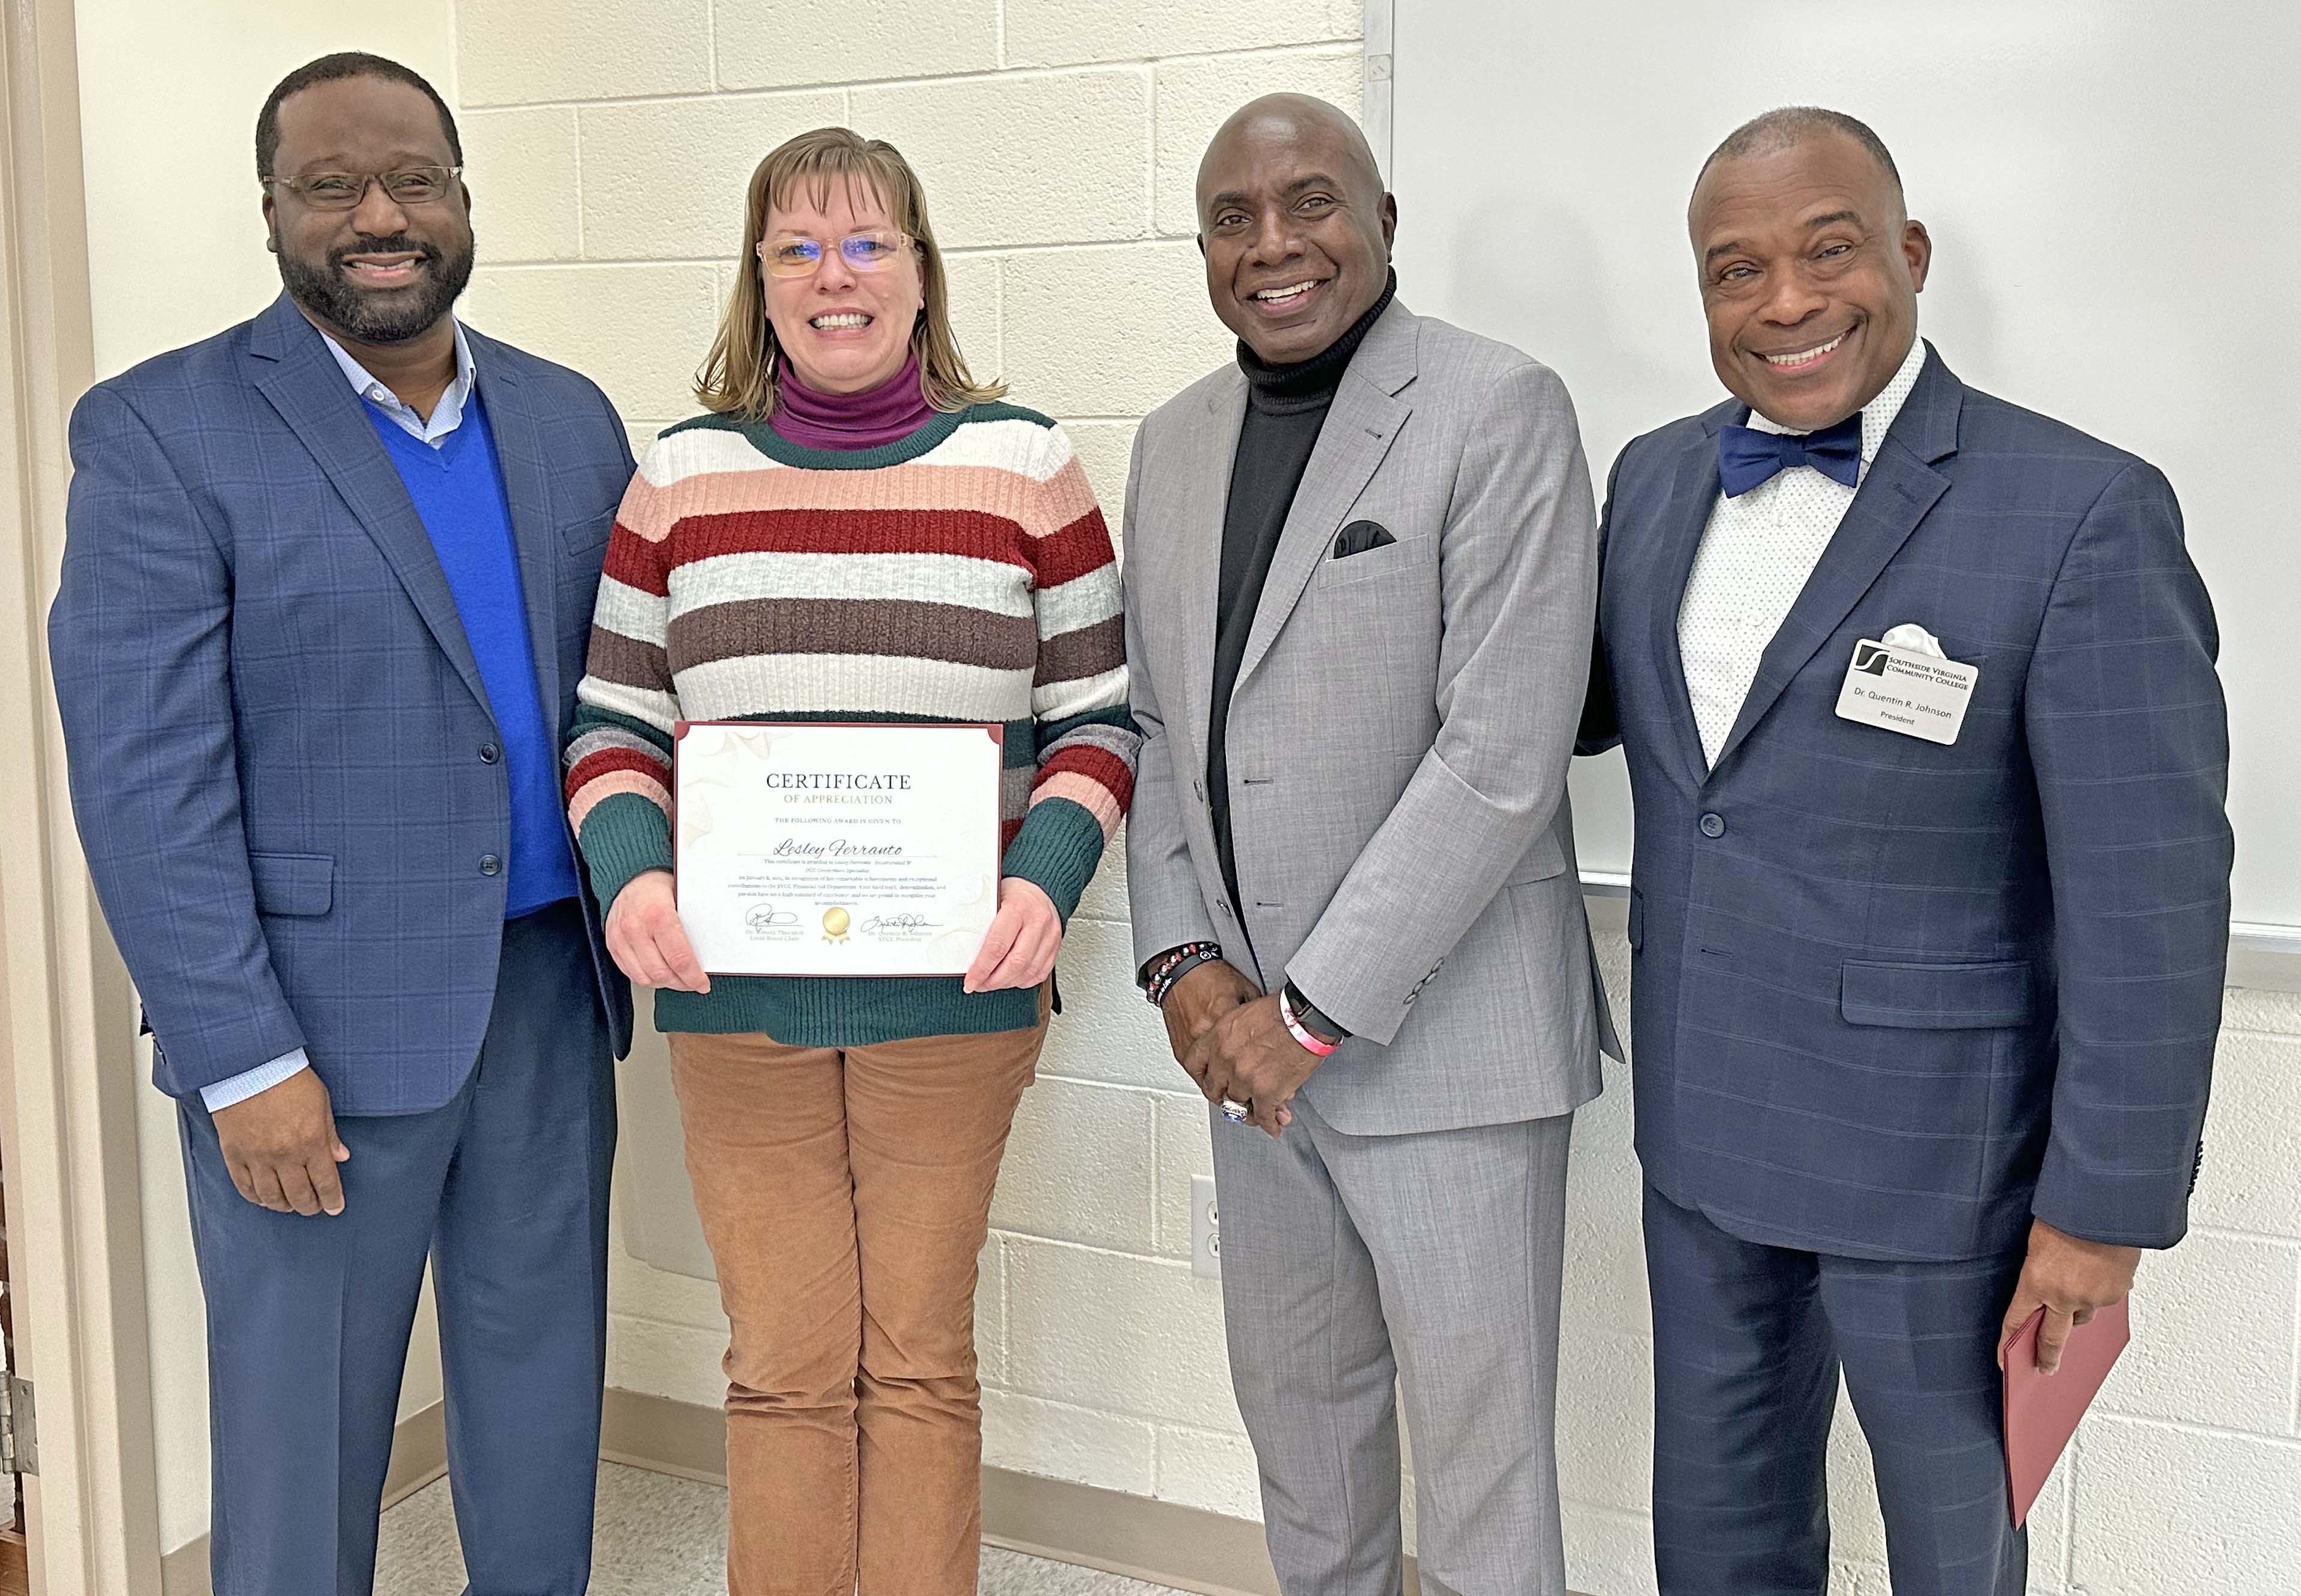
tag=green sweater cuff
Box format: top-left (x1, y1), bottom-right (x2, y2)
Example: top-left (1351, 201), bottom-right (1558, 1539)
top-left (1000, 796), bottom-right (1109, 924)
top-left (576, 792), bottom-right (674, 914)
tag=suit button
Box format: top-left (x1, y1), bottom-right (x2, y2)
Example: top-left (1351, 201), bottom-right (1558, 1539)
top-left (1699, 812), bottom-right (1726, 838)
top-left (480, 854), bottom-right (503, 876)
top-left (479, 742), bottom-right (501, 764)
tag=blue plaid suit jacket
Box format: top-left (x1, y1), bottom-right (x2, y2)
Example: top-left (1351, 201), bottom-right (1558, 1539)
top-left (50, 294), bottom-right (635, 1113)
top-left (1582, 344), bottom-right (2230, 1260)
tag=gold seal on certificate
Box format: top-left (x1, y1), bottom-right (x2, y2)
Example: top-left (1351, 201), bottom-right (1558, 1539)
top-left (672, 721), bottom-right (1004, 977)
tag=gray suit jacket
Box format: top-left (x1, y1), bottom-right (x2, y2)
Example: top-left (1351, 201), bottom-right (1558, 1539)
top-left (1123, 299), bottom-right (1613, 1135)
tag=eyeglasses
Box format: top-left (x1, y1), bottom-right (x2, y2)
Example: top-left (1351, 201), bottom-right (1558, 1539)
top-left (755, 230), bottom-right (915, 278)
top-left (267, 166), bottom-right (463, 211)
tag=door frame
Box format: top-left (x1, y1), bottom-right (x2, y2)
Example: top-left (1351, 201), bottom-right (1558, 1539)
top-left (0, 0), bottom-right (167, 1590)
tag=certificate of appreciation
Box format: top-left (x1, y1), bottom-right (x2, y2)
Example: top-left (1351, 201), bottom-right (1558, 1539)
top-left (672, 721), bottom-right (1004, 977)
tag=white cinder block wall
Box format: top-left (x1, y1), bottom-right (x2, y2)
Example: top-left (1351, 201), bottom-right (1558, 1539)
top-left (444, 6), bottom-right (2301, 1592)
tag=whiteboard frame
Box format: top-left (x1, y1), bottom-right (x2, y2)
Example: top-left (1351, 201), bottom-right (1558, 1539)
top-left (1362, 0), bottom-right (1394, 180)
top-left (1371, 0), bottom-right (2299, 991)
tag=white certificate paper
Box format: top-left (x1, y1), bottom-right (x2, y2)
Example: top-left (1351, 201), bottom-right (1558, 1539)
top-left (674, 721), bottom-right (1003, 976)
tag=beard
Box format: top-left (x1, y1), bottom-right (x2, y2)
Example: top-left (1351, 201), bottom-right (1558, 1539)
top-left (276, 229), bottom-right (476, 344)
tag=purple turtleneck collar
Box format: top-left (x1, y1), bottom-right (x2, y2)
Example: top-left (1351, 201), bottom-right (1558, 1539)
top-left (770, 353), bottom-right (938, 451)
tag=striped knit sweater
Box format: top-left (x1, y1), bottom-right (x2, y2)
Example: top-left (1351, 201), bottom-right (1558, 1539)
top-left (564, 403), bottom-right (1139, 1044)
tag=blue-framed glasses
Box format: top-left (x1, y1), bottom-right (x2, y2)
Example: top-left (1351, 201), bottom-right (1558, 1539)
top-left (755, 230), bottom-right (916, 278)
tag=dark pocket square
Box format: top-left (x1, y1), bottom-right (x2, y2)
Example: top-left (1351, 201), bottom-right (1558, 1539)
top-left (1333, 520), bottom-right (1397, 559)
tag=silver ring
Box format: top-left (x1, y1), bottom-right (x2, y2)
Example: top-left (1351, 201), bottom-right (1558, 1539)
top-left (1221, 1098), bottom-right (1251, 1122)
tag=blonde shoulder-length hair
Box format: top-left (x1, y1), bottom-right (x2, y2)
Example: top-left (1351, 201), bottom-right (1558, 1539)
top-left (695, 127), bottom-right (1005, 421)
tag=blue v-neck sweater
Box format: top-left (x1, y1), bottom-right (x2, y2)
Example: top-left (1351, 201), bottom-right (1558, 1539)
top-left (364, 392), bottom-right (581, 916)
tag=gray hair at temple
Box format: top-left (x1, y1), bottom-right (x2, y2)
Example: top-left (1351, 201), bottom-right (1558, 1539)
top-left (1695, 106), bottom-right (1903, 200)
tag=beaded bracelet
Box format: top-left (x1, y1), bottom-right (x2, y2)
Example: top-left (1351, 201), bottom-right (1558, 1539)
top-left (1145, 942), bottom-right (1223, 1007)
top-left (1147, 943), bottom-right (1222, 1007)
top-left (1141, 942), bottom-right (1201, 992)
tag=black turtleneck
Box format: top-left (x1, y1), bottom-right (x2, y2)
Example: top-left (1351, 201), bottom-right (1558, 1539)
top-left (1207, 270), bottom-right (1398, 946)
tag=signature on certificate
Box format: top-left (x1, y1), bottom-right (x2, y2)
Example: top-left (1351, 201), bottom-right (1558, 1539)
top-left (744, 902), bottom-right (800, 931)
top-left (860, 913), bottom-right (940, 934)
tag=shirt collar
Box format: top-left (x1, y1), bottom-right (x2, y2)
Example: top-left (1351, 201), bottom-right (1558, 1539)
top-left (320, 319), bottom-right (477, 447)
top-left (1748, 334), bottom-right (1928, 466)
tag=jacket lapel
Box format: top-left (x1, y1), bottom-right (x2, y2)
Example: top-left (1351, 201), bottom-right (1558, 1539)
top-left (246, 294), bottom-right (493, 718)
top-left (1179, 370), bottom-right (1248, 753)
top-left (1648, 417), bottom-right (1731, 788)
top-left (1707, 345), bottom-right (1963, 773)
top-left (470, 341), bottom-right (562, 718)
top-left (1233, 300), bottom-right (1416, 690)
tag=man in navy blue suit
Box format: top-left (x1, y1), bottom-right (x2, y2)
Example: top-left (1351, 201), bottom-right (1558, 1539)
top-left (50, 53), bottom-right (632, 1594)
top-left (1582, 108), bottom-right (2230, 1594)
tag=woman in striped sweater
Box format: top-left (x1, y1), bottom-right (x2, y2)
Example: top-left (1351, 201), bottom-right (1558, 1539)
top-left (562, 128), bottom-right (1138, 1594)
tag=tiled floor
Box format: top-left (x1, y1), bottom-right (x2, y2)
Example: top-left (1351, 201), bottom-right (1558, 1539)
top-left (373, 1461), bottom-right (1184, 1595)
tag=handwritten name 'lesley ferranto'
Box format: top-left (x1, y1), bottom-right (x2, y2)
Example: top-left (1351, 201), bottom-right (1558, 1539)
top-left (772, 837), bottom-right (909, 860)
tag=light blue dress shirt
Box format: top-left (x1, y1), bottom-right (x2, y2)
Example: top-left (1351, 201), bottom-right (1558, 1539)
top-left (198, 324), bottom-right (478, 1113)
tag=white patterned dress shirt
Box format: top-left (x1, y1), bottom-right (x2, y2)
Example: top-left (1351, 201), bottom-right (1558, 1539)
top-left (1676, 337), bottom-right (1927, 769)
top-left (198, 323), bottom-right (478, 1113)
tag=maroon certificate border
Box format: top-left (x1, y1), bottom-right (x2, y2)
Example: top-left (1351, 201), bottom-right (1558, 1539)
top-left (670, 719), bottom-right (1006, 979)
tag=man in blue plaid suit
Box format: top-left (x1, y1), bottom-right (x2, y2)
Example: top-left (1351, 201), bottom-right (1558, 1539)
top-left (49, 54), bottom-right (632, 1595)
top-left (1580, 108), bottom-right (2230, 1594)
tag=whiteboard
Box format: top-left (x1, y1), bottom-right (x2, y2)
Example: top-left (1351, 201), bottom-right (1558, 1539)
top-left (1382, 0), bottom-right (2300, 931)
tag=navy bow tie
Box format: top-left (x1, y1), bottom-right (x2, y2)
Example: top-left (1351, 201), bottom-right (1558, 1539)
top-left (1717, 412), bottom-right (1862, 497)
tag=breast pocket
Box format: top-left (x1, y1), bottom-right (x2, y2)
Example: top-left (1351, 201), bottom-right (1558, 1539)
top-left (1314, 533), bottom-right (1436, 588)
top-left (249, 852), bottom-right (335, 918)
top-left (558, 499), bottom-right (617, 561)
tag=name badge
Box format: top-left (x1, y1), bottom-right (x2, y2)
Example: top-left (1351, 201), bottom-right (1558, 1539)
top-left (1834, 635), bottom-right (1978, 745)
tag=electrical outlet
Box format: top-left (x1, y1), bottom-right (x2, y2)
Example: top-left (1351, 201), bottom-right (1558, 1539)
top-left (1190, 1174), bottom-right (1221, 1279)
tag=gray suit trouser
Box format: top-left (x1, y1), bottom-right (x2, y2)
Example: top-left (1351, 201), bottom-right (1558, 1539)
top-left (1211, 1093), bottom-right (1574, 1596)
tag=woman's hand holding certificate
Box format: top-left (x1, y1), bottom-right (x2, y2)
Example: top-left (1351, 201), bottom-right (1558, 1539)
top-left (962, 876), bottom-right (1062, 993)
top-left (673, 722), bottom-right (1007, 978)
top-left (604, 870), bottom-right (710, 993)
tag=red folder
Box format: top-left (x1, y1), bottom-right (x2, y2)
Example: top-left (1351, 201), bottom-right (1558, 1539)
top-left (2001, 1296), bottom-right (2130, 1526)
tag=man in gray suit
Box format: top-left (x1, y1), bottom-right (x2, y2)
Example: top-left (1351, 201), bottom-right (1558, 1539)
top-left (1121, 94), bottom-right (1611, 1595)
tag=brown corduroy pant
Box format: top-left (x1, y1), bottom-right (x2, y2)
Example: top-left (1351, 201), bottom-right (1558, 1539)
top-left (665, 1013), bottom-right (1046, 1596)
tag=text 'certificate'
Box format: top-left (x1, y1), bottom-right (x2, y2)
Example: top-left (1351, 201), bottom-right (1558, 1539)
top-left (674, 721), bottom-right (1003, 977)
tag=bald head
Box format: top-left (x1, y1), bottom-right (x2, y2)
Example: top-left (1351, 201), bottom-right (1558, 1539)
top-left (1194, 94), bottom-right (1396, 364)
top-left (1198, 94), bottom-right (1385, 209)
